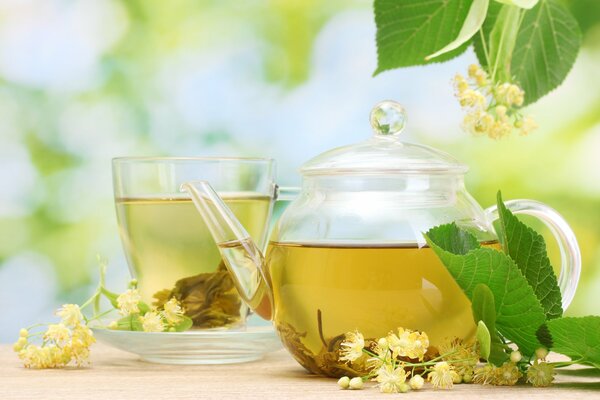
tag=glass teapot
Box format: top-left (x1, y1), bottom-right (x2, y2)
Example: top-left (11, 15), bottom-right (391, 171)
top-left (182, 100), bottom-right (580, 377)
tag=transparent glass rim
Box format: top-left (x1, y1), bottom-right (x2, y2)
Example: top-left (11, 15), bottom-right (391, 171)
top-left (112, 156), bottom-right (274, 164)
top-left (300, 167), bottom-right (468, 176)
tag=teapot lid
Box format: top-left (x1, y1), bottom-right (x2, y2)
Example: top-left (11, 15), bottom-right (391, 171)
top-left (300, 100), bottom-right (468, 176)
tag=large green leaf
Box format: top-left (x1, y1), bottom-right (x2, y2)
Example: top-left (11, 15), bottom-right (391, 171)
top-left (538, 316), bottom-right (600, 368)
top-left (511, 0), bottom-right (581, 104)
top-left (425, 224), bottom-right (547, 355)
top-left (495, 192), bottom-right (563, 320)
top-left (374, 0), bottom-right (473, 74)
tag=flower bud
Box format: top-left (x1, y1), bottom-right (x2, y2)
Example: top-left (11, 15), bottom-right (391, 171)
top-left (462, 372), bottom-right (473, 383)
top-left (399, 383), bottom-right (411, 393)
top-left (349, 377), bottom-right (363, 390)
top-left (535, 347), bottom-right (549, 360)
top-left (453, 373), bottom-right (463, 384)
top-left (13, 337), bottom-right (27, 352)
top-left (510, 351), bottom-right (522, 363)
top-left (19, 328), bottom-right (29, 337)
top-left (377, 337), bottom-right (388, 349)
top-left (337, 376), bottom-right (350, 389)
top-left (409, 375), bottom-right (424, 390)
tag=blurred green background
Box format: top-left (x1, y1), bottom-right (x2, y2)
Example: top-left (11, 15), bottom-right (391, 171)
top-left (1, 0), bottom-right (599, 342)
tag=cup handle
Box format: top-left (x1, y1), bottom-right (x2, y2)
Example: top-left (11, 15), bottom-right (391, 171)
top-left (484, 199), bottom-right (581, 310)
top-left (275, 185), bottom-right (301, 201)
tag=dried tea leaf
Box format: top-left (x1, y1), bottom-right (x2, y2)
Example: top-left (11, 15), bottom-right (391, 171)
top-left (152, 262), bottom-right (242, 328)
top-left (276, 321), bottom-right (321, 374)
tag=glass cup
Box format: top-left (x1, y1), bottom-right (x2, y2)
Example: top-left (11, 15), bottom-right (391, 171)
top-left (112, 157), bottom-right (276, 330)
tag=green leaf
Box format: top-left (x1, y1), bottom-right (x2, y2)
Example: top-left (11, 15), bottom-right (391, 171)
top-left (426, 0), bottom-right (489, 61)
top-left (374, 0), bottom-right (473, 74)
top-left (115, 315), bottom-right (143, 331)
top-left (538, 316), bottom-right (600, 368)
top-left (138, 301), bottom-right (151, 315)
top-left (495, 0), bottom-right (538, 9)
top-left (477, 321), bottom-right (491, 360)
top-left (173, 315), bottom-right (193, 332)
top-left (511, 0), bottom-right (581, 104)
top-left (425, 224), bottom-right (547, 355)
top-left (495, 192), bottom-right (563, 320)
top-left (423, 223), bottom-right (480, 255)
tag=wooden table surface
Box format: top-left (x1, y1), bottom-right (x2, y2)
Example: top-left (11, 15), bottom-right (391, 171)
top-left (1, 344), bottom-right (599, 399)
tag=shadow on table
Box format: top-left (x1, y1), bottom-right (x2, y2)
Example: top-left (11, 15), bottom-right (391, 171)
top-left (554, 382), bottom-right (600, 390)
top-left (554, 367), bottom-right (600, 390)
top-left (557, 367), bottom-right (600, 378)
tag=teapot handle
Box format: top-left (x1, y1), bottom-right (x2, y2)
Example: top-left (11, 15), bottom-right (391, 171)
top-left (484, 199), bottom-right (581, 311)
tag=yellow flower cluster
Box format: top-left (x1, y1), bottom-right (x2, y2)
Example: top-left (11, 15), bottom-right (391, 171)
top-left (14, 304), bottom-right (95, 369)
top-left (338, 327), bottom-right (468, 393)
top-left (454, 64), bottom-right (538, 139)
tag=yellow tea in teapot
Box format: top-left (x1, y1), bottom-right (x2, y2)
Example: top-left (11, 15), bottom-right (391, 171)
top-left (265, 240), bottom-right (499, 376)
top-left (115, 195), bottom-right (271, 328)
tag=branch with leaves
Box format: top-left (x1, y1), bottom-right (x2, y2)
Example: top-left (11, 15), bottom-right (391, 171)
top-left (333, 192), bottom-right (598, 393)
top-left (425, 192), bottom-right (599, 382)
top-left (374, 0), bottom-right (582, 138)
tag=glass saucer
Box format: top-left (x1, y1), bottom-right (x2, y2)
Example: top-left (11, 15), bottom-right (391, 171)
top-left (92, 324), bottom-right (282, 365)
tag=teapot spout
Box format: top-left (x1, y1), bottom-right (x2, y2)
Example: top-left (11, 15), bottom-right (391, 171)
top-left (181, 181), bottom-right (273, 320)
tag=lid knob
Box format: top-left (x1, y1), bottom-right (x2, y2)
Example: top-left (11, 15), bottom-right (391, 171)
top-left (369, 100), bottom-right (406, 137)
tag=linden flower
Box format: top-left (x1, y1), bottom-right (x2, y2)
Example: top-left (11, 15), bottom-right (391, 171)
top-left (44, 324), bottom-right (71, 344)
top-left (117, 289), bottom-right (142, 316)
top-left (492, 362), bottom-right (522, 386)
top-left (374, 364), bottom-right (407, 393)
top-left (340, 330), bottom-right (365, 363)
top-left (437, 337), bottom-right (479, 377)
top-left (140, 312), bottom-right (165, 333)
top-left (387, 327), bottom-right (429, 360)
top-left (458, 89), bottom-right (486, 108)
top-left (367, 342), bottom-right (389, 370)
top-left (162, 298), bottom-right (184, 324)
top-left (527, 361), bottom-right (555, 387)
top-left (56, 304), bottom-right (83, 327)
top-left (72, 325), bottom-right (95, 347)
top-left (429, 362), bottom-right (459, 390)
top-left (473, 364), bottom-right (494, 385)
